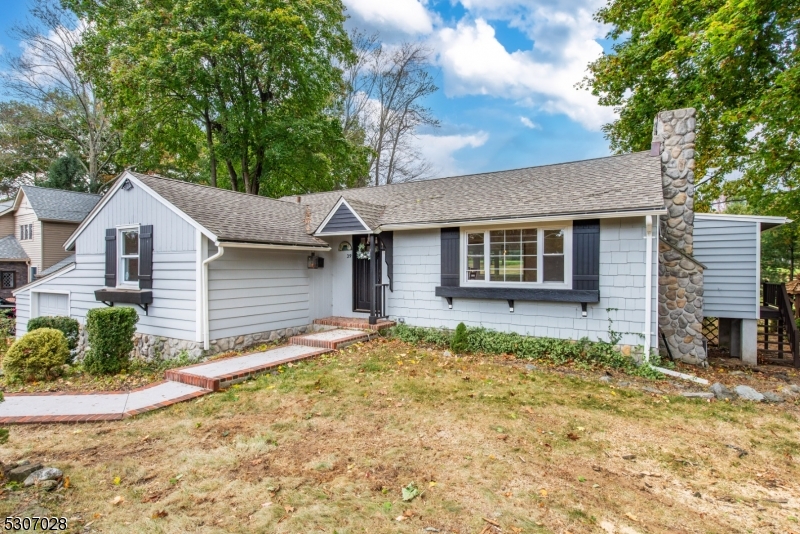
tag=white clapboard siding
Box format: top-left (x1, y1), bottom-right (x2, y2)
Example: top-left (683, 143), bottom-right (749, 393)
top-left (693, 218), bottom-right (758, 319)
top-left (16, 182), bottom-right (199, 341)
top-left (208, 248), bottom-right (321, 339)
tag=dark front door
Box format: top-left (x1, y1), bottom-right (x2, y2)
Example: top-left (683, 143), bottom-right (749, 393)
top-left (353, 235), bottom-right (381, 312)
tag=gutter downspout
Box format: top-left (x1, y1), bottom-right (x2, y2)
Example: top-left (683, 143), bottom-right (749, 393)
top-left (644, 215), bottom-right (654, 363)
top-left (202, 244), bottom-right (225, 350)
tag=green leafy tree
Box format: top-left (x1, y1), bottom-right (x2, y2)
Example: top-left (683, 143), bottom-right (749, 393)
top-left (0, 101), bottom-right (59, 197)
top-left (67, 0), bottom-right (369, 195)
top-left (583, 0), bottom-right (800, 216)
top-left (37, 154), bottom-right (89, 192)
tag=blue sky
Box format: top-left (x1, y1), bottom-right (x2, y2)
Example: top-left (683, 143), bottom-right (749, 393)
top-left (0, 0), bottom-right (618, 178)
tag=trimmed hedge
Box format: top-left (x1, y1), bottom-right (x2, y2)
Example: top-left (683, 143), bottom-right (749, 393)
top-left (83, 307), bottom-right (139, 375)
top-left (27, 316), bottom-right (80, 362)
top-left (3, 328), bottom-right (69, 381)
top-left (391, 323), bottom-right (663, 377)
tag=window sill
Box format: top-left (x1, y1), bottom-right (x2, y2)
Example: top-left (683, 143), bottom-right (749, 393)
top-left (435, 286), bottom-right (599, 303)
top-left (94, 288), bottom-right (153, 305)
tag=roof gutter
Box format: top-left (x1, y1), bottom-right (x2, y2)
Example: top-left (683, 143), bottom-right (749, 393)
top-left (217, 241), bottom-right (331, 252)
top-left (377, 209), bottom-right (668, 232)
top-left (202, 245), bottom-right (225, 350)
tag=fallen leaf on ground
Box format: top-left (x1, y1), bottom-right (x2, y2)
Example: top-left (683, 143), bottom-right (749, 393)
top-left (283, 505), bottom-right (295, 513)
top-left (251, 459), bottom-right (263, 466)
top-left (567, 433), bottom-right (580, 441)
top-left (111, 495), bottom-right (124, 505)
top-left (402, 482), bottom-right (421, 502)
top-left (261, 502), bottom-right (272, 508)
top-left (151, 510), bottom-right (167, 519)
top-left (539, 489), bottom-right (548, 497)
top-left (625, 512), bottom-right (639, 522)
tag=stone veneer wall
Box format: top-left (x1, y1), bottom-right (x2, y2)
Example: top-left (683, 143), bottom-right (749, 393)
top-left (653, 108), bottom-right (706, 365)
top-left (658, 240), bottom-right (706, 364)
top-left (74, 323), bottom-right (315, 362)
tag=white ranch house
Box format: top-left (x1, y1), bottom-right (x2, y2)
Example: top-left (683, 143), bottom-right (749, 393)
top-left (13, 109), bottom-right (792, 366)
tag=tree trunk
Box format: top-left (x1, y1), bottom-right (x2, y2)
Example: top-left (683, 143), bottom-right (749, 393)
top-left (225, 159), bottom-right (239, 192)
top-left (203, 109), bottom-right (217, 188)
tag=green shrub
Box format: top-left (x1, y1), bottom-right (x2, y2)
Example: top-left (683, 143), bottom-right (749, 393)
top-left (451, 322), bottom-right (468, 353)
top-left (83, 307), bottom-right (139, 375)
top-left (391, 323), bottom-right (662, 377)
top-left (27, 316), bottom-right (80, 362)
top-left (3, 328), bottom-right (69, 381)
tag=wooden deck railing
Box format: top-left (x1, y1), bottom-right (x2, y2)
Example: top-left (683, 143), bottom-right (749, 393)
top-left (762, 282), bottom-right (800, 367)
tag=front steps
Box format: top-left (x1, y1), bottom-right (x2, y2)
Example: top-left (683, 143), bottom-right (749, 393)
top-left (168, 326), bottom-right (380, 391)
top-left (313, 316), bottom-right (396, 331)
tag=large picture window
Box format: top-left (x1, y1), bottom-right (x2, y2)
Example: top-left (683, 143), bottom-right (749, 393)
top-left (464, 225), bottom-right (570, 286)
top-left (119, 228), bottom-right (140, 287)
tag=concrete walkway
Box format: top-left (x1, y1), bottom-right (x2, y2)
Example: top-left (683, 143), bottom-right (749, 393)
top-left (0, 327), bottom-right (373, 424)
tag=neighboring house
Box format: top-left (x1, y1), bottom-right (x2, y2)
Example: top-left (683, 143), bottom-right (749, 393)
top-left (0, 186), bottom-right (100, 298)
top-left (12, 108), bottom-right (788, 366)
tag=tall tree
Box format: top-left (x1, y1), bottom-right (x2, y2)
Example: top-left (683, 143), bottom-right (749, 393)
top-left (0, 101), bottom-right (59, 197)
top-left (67, 0), bottom-right (368, 196)
top-left (343, 34), bottom-right (439, 186)
top-left (582, 0), bottom-right (800, 215)
top-left (1, 0), bottom-right (119, 193)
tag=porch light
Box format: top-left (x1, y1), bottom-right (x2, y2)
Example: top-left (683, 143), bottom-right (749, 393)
top-left (307, 253), bottom-right (323, 269)
top-left (581, 302), bottom-right (588, 317)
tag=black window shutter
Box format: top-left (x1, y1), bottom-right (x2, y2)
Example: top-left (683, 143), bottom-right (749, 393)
top-left (379, 231), bottom-right (394, 292)
top-left (572, 219), bottom-right (600, 291)
top-left (104, 228), bottom-right (117, 287)
top-left (440, 227), bottom-right (460, 287)
top-left (139, 224), bottom-right (154, 289)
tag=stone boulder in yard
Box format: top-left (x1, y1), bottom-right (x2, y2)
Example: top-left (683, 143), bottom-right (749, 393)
top-left (733, 385), bottom-right (764, 402)
top-left (710, 383), bottom-right (736, 401)
top-left (23, 467), bottom-right (63, 487)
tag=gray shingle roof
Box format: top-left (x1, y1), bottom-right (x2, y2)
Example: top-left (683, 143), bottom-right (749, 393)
top-left (0, 235), bottom-right (29, 260)
top-left (346, 199), bottom-right (386, 230)
top-left (288, 151), bottom-right (665, 231)
top-left (38, 254), bottom-right (75, 278)
top-left (21, 186), bottom-right (101, 222)
top-left (128, 173), bottom-right (328, 247)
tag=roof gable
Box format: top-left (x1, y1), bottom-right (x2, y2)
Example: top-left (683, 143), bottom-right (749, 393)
top-left (316, 198), bottom-right (376, 234)
top-left (66, 172), bottom-right (330, 250)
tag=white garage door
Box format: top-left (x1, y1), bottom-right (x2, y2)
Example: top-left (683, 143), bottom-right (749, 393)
top-left (37, 293), bottom-right (69, 317)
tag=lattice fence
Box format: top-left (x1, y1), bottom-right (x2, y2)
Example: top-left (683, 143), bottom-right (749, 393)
top-left (702, 317), bottom-right (719, 347)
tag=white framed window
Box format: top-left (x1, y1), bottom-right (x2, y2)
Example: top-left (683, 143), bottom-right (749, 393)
top-left (118, 226), bottom-right (140, 288)
top-left (462, 223), bottom-right (572, 288)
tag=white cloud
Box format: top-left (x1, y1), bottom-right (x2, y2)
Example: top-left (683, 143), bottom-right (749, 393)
top-left (520, 116), bottom-right (539, 129)
top-left (344, 0), bottom-right (434, 35)
top-left (412, 131), bottom-right (489, 176)
top-left (431, 17), bottom-right (615, 130)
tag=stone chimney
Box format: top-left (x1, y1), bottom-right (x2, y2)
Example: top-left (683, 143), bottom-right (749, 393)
top-left (652, 108), bottom-right (696, 255)
top-left (653, 108), bottom-right (706, 366)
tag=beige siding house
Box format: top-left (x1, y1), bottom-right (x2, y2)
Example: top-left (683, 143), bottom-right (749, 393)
top-left (0, 186), bottom-right (100, 298)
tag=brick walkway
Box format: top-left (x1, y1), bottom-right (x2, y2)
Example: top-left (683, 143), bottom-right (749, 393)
top-left (0, 327), bottom-right (375, 424)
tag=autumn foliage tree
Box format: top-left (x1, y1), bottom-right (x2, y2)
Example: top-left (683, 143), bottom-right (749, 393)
top-left (583, 0), bottom-right (800, 217)
top-left (66, 0), bottom-right (369, 196)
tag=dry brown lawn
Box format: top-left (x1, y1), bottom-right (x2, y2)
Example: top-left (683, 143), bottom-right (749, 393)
top-left (1, 338), bottom-right (799, 533)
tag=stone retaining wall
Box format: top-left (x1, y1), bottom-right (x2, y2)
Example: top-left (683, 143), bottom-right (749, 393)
top-left (73, 323), bottom-right (320, 362)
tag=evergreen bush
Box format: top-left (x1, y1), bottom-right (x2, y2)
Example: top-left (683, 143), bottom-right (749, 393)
top-left (83, 307), bottom-right (139, 375)
top-left (450, 322), bottom-right (468, 353)
top-left (27, 316), bottom-right (80, 362)
top-left (3, 328), bottom-right (69, 381)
